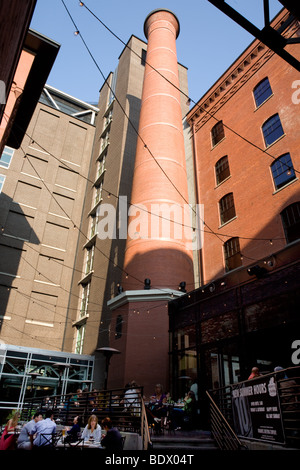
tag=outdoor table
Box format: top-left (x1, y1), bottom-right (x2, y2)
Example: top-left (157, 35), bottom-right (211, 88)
top-left (56, 438), bottom-right (103, 449)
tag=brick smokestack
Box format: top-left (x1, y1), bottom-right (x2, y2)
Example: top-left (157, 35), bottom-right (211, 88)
top-left (122, 9), bottom-right (194, 291)
top-left (107, 10), bottom-right (194, 394)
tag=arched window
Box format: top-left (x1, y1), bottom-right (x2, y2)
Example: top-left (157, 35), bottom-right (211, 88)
top-left (215, 156), bottom-right (230, 185)
top-left (281, 202), bottom-right (300, 244)
top-left (223, 237), bottom-right (242, 272)
top-left (271, 153), bottom-right (296, 190)
top-left (253, 77), bottom-right (272, 107)
top-left (211, 121), bottom-right (225, 147)
top-left (262, 114), bottom-right (284, 147)
top-left (219, 193), bottom-right (236, 225)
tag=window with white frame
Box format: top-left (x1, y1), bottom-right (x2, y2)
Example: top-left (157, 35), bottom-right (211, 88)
top-left (75, 324), bottom-right (86, 354)
top-left (0, 174), bottom-right (5, 193)
top-left (80, 283), bottom-right (90, 317)
top-left (85, 246), bottom-right (95, 274)
top-left (0, 146), bottom-right (14, 169)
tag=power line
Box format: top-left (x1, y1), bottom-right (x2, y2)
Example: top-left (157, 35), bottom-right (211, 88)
top-left (78, 0), bottom-right (300, 177)
top-left (60, 1), bottom-right (288, 246)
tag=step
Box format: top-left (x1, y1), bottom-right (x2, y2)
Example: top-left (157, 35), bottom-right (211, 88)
top-left (150, 430), bottom-right (219, 451)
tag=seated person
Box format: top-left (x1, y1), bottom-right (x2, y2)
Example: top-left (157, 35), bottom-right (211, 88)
top-left (81, 414), bottom-right (101, 442)
top-left (64, 415), bottom-right (82, 443)
top-left (101, 417), bottom-right (123, 451)
top-left (146, 384), bottom-right (167, 432)
top-left (171, 391), bottom-right (197, 430)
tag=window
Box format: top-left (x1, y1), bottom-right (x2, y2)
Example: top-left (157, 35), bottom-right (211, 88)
top-left (97, 155), bottom-right (106, 178)
top-left (253, 78), bottom-right (272, 107)
top-left (141, 48), bottom-right (147, 66)
top-left (262, 114), bottom-right (284, 147)
top-left (85, 246), bottom-right (94, 274)
top-left (219, 193), bottom-right (236, 225)
top-left (80, 283), bottom-right (90, 317)
top-left (215, 156), bottom-right (230, 185)
top-left (0, 146), bottom-right (14, 169)
top-left (0, 174), bottom-right (5, 193)
top-left (211, 121), bottom-right (225, 147)
top-left (94, 181), bottom-right (103, 206)
top-left (281, 202), bottom-right (300, 244)
top-left (115, 315), bottom-right (123, 339)
top-left (75, 325), bottom-right (86, 354)
top-left (271, 153), bottom-right (296, 190)
top-left (223, 237), bottom-right (242, 272)
top-left (90, 215), bottom-right (98, 239)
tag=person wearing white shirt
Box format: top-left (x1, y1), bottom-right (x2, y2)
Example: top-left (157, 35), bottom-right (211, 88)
top-left (81, 414), bottom-right (101, 442)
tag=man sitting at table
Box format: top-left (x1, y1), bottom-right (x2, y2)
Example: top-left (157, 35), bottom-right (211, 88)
top-left (17, 411), bottom-right (43, 450)
top-left (30, 409), bottom-right (56, 448)
top-left (101, 417), bottom-right (123, 451)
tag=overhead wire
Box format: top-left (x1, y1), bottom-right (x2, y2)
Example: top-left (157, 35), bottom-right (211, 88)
top-left (61, 0), bottom-right (288, 246)
top-left (78, 0), bottom-right (300, 177)
top-left (0, 1), bottom-right (294, 347)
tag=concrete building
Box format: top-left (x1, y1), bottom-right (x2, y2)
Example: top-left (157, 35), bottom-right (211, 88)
top-left (0, 85), bottom-right (98, 353)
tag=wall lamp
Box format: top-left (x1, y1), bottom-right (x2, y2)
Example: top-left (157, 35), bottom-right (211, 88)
top-left (117, 283), bottom-right (123, 294)
top-left (179, 281), bottom-right (186, 292)
top-left (144, 278), bottom-right (151, 290)
top-left (247, 265), bottom-right (267, 279)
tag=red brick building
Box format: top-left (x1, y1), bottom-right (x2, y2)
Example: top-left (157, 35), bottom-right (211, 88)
top-left (186, 8), bottom-right (300, 284)
top-left (169, 8), bottom-right (300, 407)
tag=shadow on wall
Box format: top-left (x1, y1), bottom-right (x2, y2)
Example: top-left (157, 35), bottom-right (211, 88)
top-left (0, 191), bottom-right (40, 333)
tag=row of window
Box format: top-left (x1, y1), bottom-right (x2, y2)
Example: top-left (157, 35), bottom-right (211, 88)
top-left (211, 77), bottom-right (282, 149)
top-left (75, 98), bottom-right (114, 353)
top-left (224, 201), bottom-right (300, 271)
top-left (212, 111), bottom-right (284, 149)
top-left (216, 151), bottom-right (296, 194)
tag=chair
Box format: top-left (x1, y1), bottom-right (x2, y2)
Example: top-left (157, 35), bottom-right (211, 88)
top-left (40, 432), bottom-right (61, 448)
top-left (64, 437), bottom-right (85, 449)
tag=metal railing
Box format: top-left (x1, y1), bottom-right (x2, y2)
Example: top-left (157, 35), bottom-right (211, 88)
top-left (20, 387), bottom-right (151, 449)
top-left (206, 391), bottom-right (247, 450)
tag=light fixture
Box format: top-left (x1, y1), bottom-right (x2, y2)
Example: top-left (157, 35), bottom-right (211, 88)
top-left (117, 283), bottom-right (123, 294)
top-left (179, 281), bottom-right (186, 292)
top-left (144, 278), bottom-right (151, 290)
top-left (247, 265), bottom-right (267, 279)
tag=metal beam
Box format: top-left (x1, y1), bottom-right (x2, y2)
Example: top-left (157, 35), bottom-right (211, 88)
top-left (208, 0), bottom-right (300, 71)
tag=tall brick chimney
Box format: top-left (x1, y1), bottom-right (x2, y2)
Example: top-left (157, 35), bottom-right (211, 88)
top-left (107, 9), bottom-right (194, 395)
top-left (123, 8), bottom-right (194, 290)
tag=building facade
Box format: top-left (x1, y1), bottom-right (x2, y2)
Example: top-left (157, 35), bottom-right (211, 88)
top-left (169, 8), bottom-right (300, 411)
top-left (0, 85), bottom-right (97, 353)
top-left (186, 8), bottom-right (300, 284)
top-left (64, 30), bottom-right (191, 394)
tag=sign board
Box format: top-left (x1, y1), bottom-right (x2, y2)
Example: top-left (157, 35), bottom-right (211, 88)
top-left (232, 375), bottom-right (285, 444)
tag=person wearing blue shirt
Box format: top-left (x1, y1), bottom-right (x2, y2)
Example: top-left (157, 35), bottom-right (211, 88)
top-left (30, 409), bottom-right (56, 447)
top-left (17, 411), bottom-right (43, 450)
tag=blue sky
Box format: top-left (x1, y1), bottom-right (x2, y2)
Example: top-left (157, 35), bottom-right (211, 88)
top-left (30, 0), bottom-right (283, 105)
